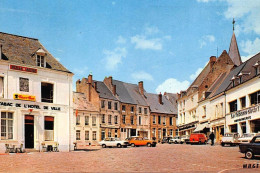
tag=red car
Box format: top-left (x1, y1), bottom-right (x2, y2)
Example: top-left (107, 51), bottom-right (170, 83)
top-left (189, 133), bottom-right (207, 144)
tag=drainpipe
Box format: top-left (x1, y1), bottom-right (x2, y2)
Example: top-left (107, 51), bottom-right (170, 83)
top-left (224, 91), bottom-right (227, 134)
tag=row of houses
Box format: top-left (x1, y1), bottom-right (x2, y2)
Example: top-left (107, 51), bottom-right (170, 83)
top-left (0, 31), bottom-right (177, 152)
top-left (177, 30), bottom-right (260, 142)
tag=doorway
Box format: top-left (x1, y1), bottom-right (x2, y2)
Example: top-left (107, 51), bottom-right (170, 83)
top-left (25, 115), bottom-right (34, 148)
top-left (163, 129), bottom-right (166, 137)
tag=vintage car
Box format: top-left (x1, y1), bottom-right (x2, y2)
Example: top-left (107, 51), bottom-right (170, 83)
top-left (169, 136), bottom-right (183, 144)
top-left (161, 136), bottom-right (173, 144)
top-left (181, 135), bottom-right (190, 144)
top-left (99, 137), bottom-right (129, 148)
top-left (189, 133), bottom-right (207, 144)
top-left (129, 137), bottom-right (156, 147)
top-left (221, 133), bottom-right (239, 146)
top-left (239, 135), bottom-right (260, 159)
top-left (238, 133), bottom-right (259, 144)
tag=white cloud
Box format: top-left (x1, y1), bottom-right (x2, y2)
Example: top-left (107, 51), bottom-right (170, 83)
top-left (116, 36), bottom-right (126, 44)
top-left (131, 71), bottom-right (154, 81)
top-left (199, 35), bottom-right (215, 48)
top-left (103, 47), bottom-right (127, 70)
top-left (190, 68), bottom-right (203, 80)
top-left (73, 66), bottom-right (88, 76)
top-left (131, 35), bottom-right (162, 50)
top-left (240, 37), bottom-right (260, 55)
top-left (155, 78), bottom-right (190, 94)
top-left (241, 54), bottom-right (254, 62)
top-left (144, 26), bottom-right (159, 35)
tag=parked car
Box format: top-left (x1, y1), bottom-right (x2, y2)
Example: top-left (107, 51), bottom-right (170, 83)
top-left (239, 135), bottom-right (260, 159)
top-left (129, 137), bottom-right (156, 147)
top-left (238, 133), bottom-right (258, 144)
top-left (99, 137), bottom-right (129, 148)
top-left (221, 133), bottom-right (239, 146)
top-left (189, 133), bottom-right (207, 144)
top-left (161, 137), bottom-right (173, 144)
top-left (181, 135), bottom-right (190, 144)
top-left (169, 136), bottom-right (183, 144)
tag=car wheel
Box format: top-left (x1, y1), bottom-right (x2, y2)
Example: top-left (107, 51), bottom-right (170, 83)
top-left (180, 142), bottom-right (183, 144)
top-left (117, 144), bottom-right (122, 148)
top-left (174, 141), bottom-right (177, 144)
top-left (102, 144), bottom-right (106, 148)
top-left (221, 143), bottom-right (225, 147)
top-left (245, 150), bottom-right (254, 159)
top-left (147, 143), bottom-right (151, 147)
top-left (131, 143), bottom-right (135, 147)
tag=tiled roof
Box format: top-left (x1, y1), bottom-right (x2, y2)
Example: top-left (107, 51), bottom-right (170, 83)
top-left (145, 93), bottom-right (176, 114)
top-left (164, 92), bottom-right (178, 112)
top-left (73, 92), bottom-right (99, 111)
top-left (93, 80), bottom-right (118, 101)
top-left (0, 32), bottom-right (71, 73)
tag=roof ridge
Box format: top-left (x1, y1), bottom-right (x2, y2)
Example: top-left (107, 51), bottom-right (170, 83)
top-left (0, 31), bottom-right (38, 40)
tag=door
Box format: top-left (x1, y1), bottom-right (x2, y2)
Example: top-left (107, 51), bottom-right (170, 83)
top-left (25, 115), bottom-right (34, 148)
top-left (163, 129), bottom-right (167, 137)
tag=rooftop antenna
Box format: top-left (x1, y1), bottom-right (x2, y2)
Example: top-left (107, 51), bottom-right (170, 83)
top-left (232, 18), bottom-right (235, 31)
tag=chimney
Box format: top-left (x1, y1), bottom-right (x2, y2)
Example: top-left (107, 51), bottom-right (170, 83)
top-left (76, 79), bottom-right (81, 92)
top-left (158, 92), bottom-right (163, 104)
top-left (108, 76), bottom-right (112, 85)
top-left (94, 82), bottom-right (97, 91)
top-left (209, 56), bottom-right (216, 68)
top-left (0, 45), bottom-right (2, 60)
top-left (138, 81), bottom-right (144, 95)
top-left (88, 74), bottom-right (93, 84)
top-left (113, 85), bottom-right (116, 95)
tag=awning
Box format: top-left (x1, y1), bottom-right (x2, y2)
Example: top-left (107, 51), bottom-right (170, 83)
top-left (193, 123), bottom-right (209, 133)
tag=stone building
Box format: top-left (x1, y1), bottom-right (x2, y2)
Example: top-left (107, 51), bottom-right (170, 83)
top-left (0, 32), bottom-right (73, 152)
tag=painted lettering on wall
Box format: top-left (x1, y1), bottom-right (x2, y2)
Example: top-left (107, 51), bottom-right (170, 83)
top-left (231, 105), bottom-right (260, 119)
top-left (0, 101), bottom-right (61, 111)
top-left (10, 65), bottom-right (37, 73)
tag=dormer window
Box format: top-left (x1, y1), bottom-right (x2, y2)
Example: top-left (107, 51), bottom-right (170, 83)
top-left (231, 75), bottom-right (237, 87)
top-left (36, 48), bottom-right (46, 67)
top-left (253, 61), bottom-right (260, 76)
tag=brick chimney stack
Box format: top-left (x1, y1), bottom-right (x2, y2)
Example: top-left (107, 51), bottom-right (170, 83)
top-left (158, 92), bottom-right (163, 104)
top-left (113, 85), bottom-right (116, 95)
top-left (138, 81), bottom-right (144, 95)
top-left (88, 74), bottom-right (93, 84)
top-left (209, 56), bottom-right (217, 68)
top-left (94, 82), bottom-right (97, 91)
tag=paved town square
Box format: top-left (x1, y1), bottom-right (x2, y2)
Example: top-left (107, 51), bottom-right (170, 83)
top-left (0, 144), bottom-right (259, 173)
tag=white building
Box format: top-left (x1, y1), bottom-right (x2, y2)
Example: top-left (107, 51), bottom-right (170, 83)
top-left (0, 32), bottom-right (73, 152)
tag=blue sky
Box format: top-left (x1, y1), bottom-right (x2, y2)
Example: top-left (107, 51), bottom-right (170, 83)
top-left (1, 0), bottom-right (260, 93)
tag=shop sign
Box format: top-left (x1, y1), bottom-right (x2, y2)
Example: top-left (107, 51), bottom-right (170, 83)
top-left (13, 94), bottom-right (36, 102)
top-left (234, 116), bottom-right (251, 123)
top-left (231, 105), bottom-right (260, 119)
top-left (10, 64), bottom-right (37, 73)
top-left (0, 101), bottom-right (61, 111)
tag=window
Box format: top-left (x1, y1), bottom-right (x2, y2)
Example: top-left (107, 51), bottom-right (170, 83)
top-left (122, 115), bottom-right (126, 124)
top-left (108, 115), bottom-right (112, 124)
top-left (76, 115), bottom-right (80, 125)
top-left (158, 116), bottom-right (161, 124)
top-left (108, 130), bottom-right (111, 137)
top-left (163, 116), bottom-right (166, 125)
top-left (1, 112), bottom-right (13, 140)
top-left (0, 77), bottom-right (3, 98)
top-left (131, 106), bottom-right (134, 113)
top-left (229, 100), bottom-right (237, 113)
top-left (240, 97), bottom-right (246, 109)
top-left (101, 130), bottom-right (105, 140)
top-left (139, 116), bottom-right (142, 125)
top-left (131, 116), bottom-right (134, 125)
top-left (122, 105), bottom-right (126, 112)
top-left (114, 102), bottom-right (118, 110)
top-left (139, 107), bottom-right (142, 113)
top-left (170, 129), bottom-right (173, 136)
top-left (220, 103), bottom-right (223, 116)
top-left (144, 108), bottom-right (147, 115)
top-left (153, 115), bottom-right (156, 124)
top-left (44, 116), bottom-right (54, 141)
top-left (41, 82), bottom-right (53, 103)
top-left (85, 131), bottom-right (89, 140)
top-left (85, 116), bottom-right (89, 125)
top-left (36, 54), bottom-right (45, 67)
top-left (76, 130), bottom-right (80, 140)
top-left (203, 106), bottom-right (206, 117)
top-left (152, 128), bottom-right (156, 137)
top-left (250, 91), bottom-right (260, 105)
top-left (19, 77), bottom-right (29, 92)
top-left (158, 129), bottom-right (161, 139)
top-left (92, 131), bottom-right (97, 140)
top-left (108, 101), bottom-right (112, 109)
top-left (92, 116), bottom-right (96, 126)
top-left (170, 117), bottom-right (173, 126)
top-left (114, 116), bottom-right (118, 124)
top-left (101, 114), bottom-right (105, 124)
top-left (101, 100), bottom-right (105, 108)
top-left (115, 129), bottom-right (118, 138)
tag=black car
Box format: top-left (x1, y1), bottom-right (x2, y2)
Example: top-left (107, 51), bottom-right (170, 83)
top-left (239, 135), bottom-right (260, 159)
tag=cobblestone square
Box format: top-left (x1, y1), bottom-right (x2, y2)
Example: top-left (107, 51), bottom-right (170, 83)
top-left (0, 144), bottom-right (260, 172)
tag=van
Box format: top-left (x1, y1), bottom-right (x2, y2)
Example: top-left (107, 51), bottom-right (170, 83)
top-left (189, 133), bottom-right (207, 144)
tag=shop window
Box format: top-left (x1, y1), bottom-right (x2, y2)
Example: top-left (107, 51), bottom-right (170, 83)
top-left (114, 116), bottom-right (118, 124)
top-left (122, 105), bottom-right (126, 112)
top-left (108, 130), bottom-right (111, 137)
top-left (153, 115), bottom-right (156, 124)
top-left (139, 107), bottom-right (142, 114)
top-left (92, 131), bottom-right (97, 141)
top-left (36, 54), bottom-right (45, 67)
top-left (101, 100), bottom-right (105, 108)
top-left (131, 106), bottom-right (134, 113)
top-left (170, 129), bottom-right (173, 136)
top-left (122, 115), bottom-right (126, 124)
top-left (41, 82), bottom-right (53, 103)
top-left (131, 116), bottom-right (134, 125)
top-left (240, 97), bottom-right (246, 109)
top-left (144, 108), bottom-right (148, 115)
top-left (229, 100), bottom-right (237, 113)
top-left (250, 90), bottom-right (260, 106)
top-left (85, 131), bottom-right (89, 140)
top-left (92, 116), bottom-right (96, 126)
top-left (101, 130), bottom-right (105, 140)
top-left (170, 117), bottom-right (173, 126)
top-left (158, 116), bottom-right (161, 124)
top-left (114, 102), bottom-right (118, 110)
top-left (152, 128), bottom-right (156, 137)
top-left (0, 77), bottom-right (3, 98)
top-left (1, 112), bottom-right (13, 140)
top-left (139, 116), bottom-right (142, 125)
top-left (158, 129), bottom-right (161, 139)
top-left (101, 114), bottom-right (105, 124)
top-left (76, 130), bottom-right (80, 140)
top-left (44, 116), bottom-right (54, 141)
top-left (108, 115), bottom-right (112, 124)
top-left (85, 116), bottom-right (89, 125)
top-left (229, 124), bottom-right (237, 133)
top-left (76, 115), bottom-right (80, 125)
top-left (108, 101), bottom-right (111, 109)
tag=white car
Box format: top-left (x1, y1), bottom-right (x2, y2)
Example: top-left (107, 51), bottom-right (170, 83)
top-left (99, 137), bottom-right (129, 148)
top-left (169, 136), bottom-right (183, 144)
top-left (238, 133), bottom-right (258, 144)
top-left (221, 133), bottom-right (239, 146)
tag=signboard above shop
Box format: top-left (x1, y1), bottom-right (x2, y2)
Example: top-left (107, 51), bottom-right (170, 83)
top-left (13, 94), bottom-right (36, 102)
top-left (10, 64), bottom-right (37, 73)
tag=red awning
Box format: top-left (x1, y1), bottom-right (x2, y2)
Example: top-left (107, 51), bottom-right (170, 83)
top-left (45, 116), bottom-right (54, 121)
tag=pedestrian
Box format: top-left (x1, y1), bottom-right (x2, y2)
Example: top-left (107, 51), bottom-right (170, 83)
top-left (209, 132), bottom-right (215, 146)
